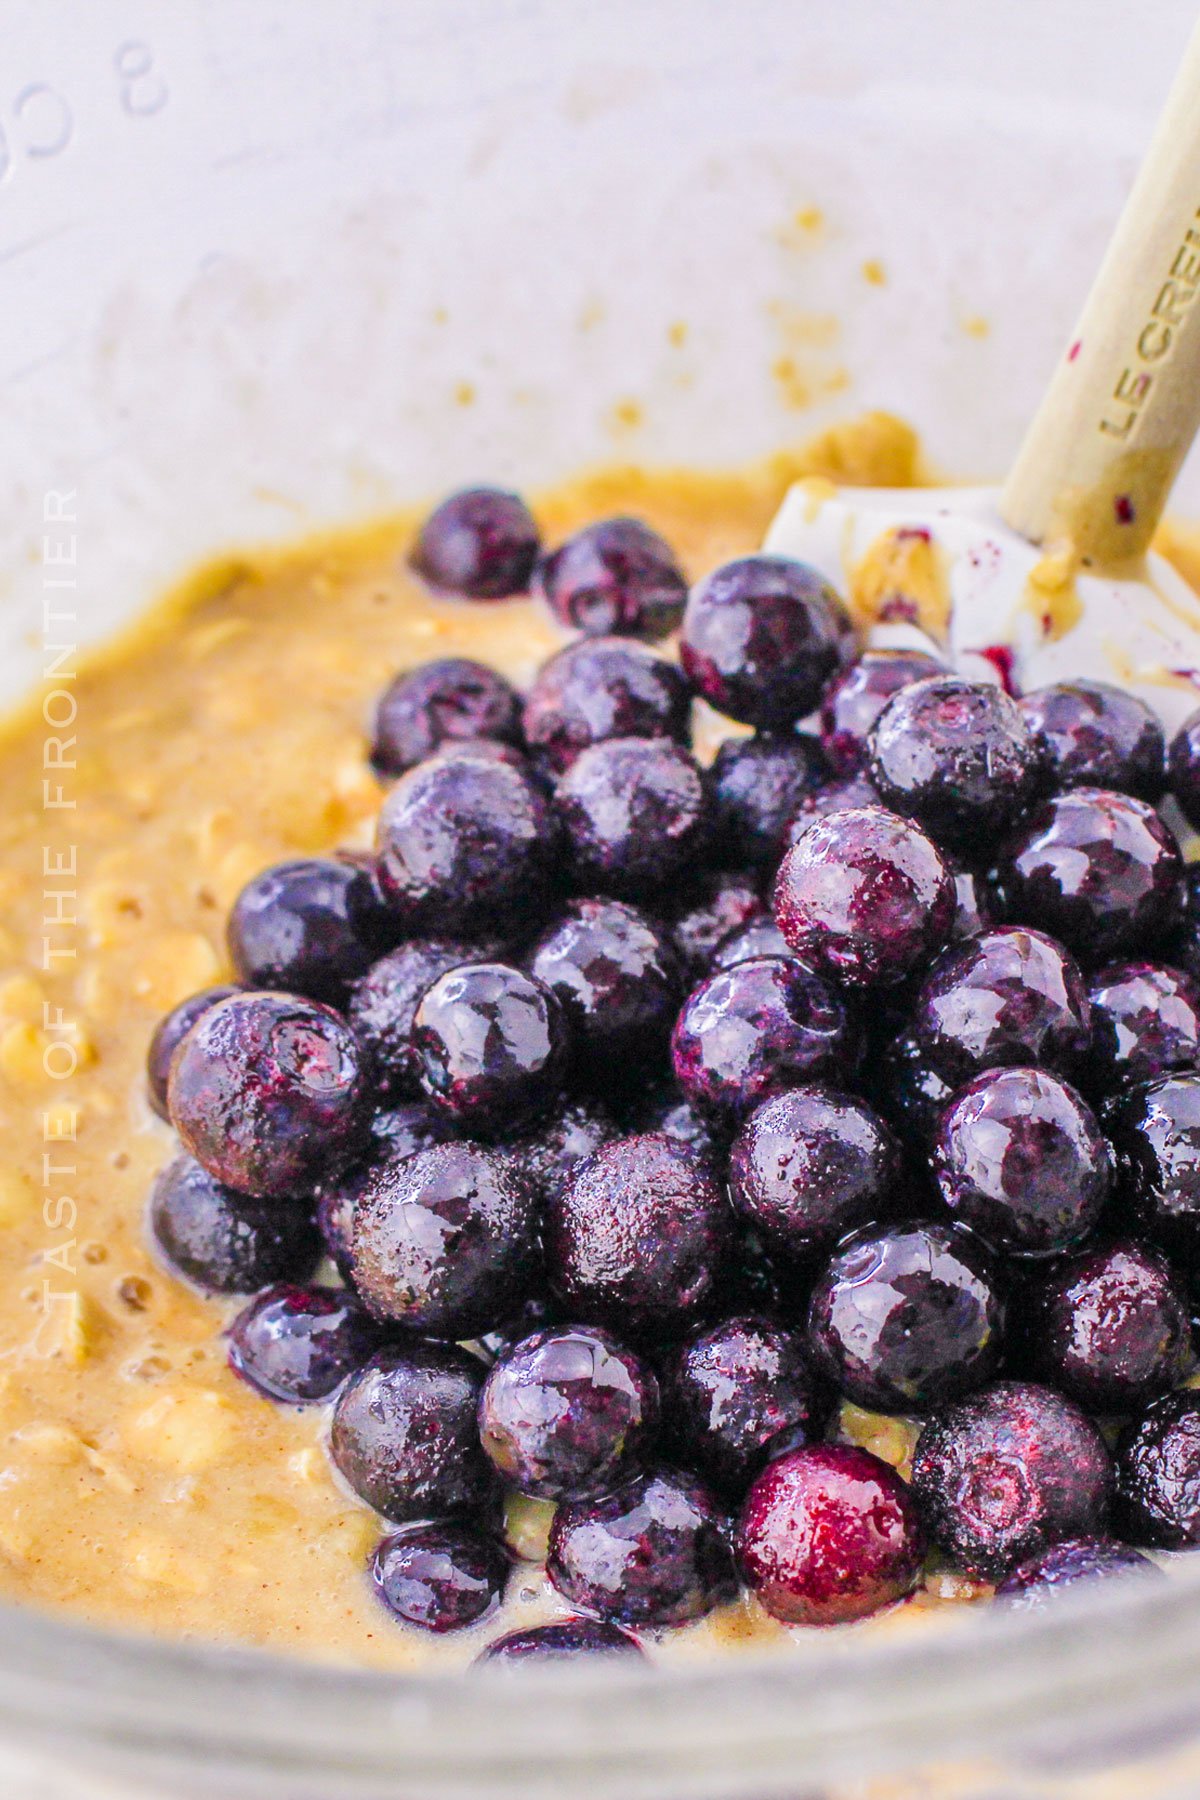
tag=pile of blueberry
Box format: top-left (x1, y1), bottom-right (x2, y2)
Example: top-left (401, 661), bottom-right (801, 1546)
top-left (146, 483), bottom-right (1200, 1660)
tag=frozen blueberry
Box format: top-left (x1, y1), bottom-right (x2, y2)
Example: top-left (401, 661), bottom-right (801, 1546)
top-left (1020, 680), bottom-right (1165, 801)
top-left (534, 517), bottom-right (686, 641)
top-left (348, 940), bottom-right (472, 1100)
top-left (227, 1283), bottom-right (383, 1404)
top-left (681, 555), bottom-right (854, 729)
top-left (547, 1133), bottom-right (733, 1335)
top-left (330, 1342), bottom-right (497, 1522)
top-left (146, 984), bottom-right (241, 1120)
top-left (371, 659), bottom-right (524, 778)
top-left (730, 1084), bottom-right (900, 1264)
top-left (350, 1142), bottom-right (540, 1339)
top-left (737, 1444), bottom-right (925, 1625)
top-left (549, 1467), bottom-right (737, 1627)
top-left (911, 927), bottom-right (1091, 1088)
top-left (711, 917), bottom-right (791, 970)
top-left (1017, 1239), bottom-right (1192, 1414)
top-left (775, 806), bottom-right (955, 988)
top-left (477, 1618), bottom-right (645, 1663)
top-left (1111, 1072), bottom-right (1200, 1263)
top-left (411, 486), bottom-right (539, 599)
top-left (1115, 1389), bottom-right (1200, 1547)
top-left (620, 1085), bottom-right (718, 1161)
top-left (820, 649), bottom-right (945, 776)
top-left (529, 900), bottom-right (681, 1085)
top-left (148, 1153), bottom-right (320, 1294)
top-left (413, 962), bottom-right (570, 1136)
top-left (370, 1523), bottom-right (509, 1633)
top-left (996, 1536), bottom-right (1158, 1607)
top-left (227, 858), bottom-right (386, 1004)
top-left (556, 737), bottom-right (710, 900)
top-left (1084, 961), bottom-right (1200, 1094)
top-left (786, 770), bottom-right (884, 838)
top-left (672, 957), bottom-right (854, 1131)
top-left (503, 1098), bottom-right (615, 1211)
top-left (667, 871), bottom-right (765, 981)
top-left (667, 1315), bottom-right (826, 1495)
top-left (868, 676), bottom-right (1044, 851)
top-left (911, 1380), bottom-right (1113, 1578)
top-left (948, 866), bottom-right (994, 944)
top-left (167, 991), bottom-right (371, 1200)
top-left (1168, 706), bottom-right (1200, 830)
top-left (522, 638), bottom-right (692, 777)
top-left (934, 1066), bottom-right (1110, 1256)
top-left (479, 1325), bottom-right (658, 1500)
top-left (876, 1031), bottom-right (956, 1146)
top-left (376, 748), bottom-right (559, 939)
top-left (710, 735), bottom-right (826, 872)
top-left (994, 787), bottom-right (1183, 965)
top-left (316, 1103), bottom-right (449, 1279)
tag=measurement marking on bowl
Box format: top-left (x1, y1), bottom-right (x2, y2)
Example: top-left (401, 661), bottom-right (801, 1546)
top-left (0, 40), bottom-right (167, 190)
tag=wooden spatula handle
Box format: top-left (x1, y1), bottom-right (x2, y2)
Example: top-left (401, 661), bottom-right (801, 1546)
top-left (1001, 18), bottom-right (1200, 566)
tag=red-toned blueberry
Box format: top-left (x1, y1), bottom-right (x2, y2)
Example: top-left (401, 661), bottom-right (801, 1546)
top-left (949, 866), bottom-right (994, 943)
top-left (775, 807), bottom-right (955, 988)
top-left (316, 1102), bottom-right (449, 1279)
top-left (1168, 706), bottom-right (1200, 830)
top-left (350, 1142), bottom-right (540, 1339)
top-left (1115, 1389), bottom-right (1200, 1547)
top-left (146, 983), bottom-right (241, 1120)
top-left (556, 736), bottom-right (710, 900)
top-left (911, 1380), bottom-right (1113, 1578)
top-left (1084, 961), bottom-right (1200, 1093)
top-left (547, 1133), bottom-right (732, 1335)
top-left (227, 858), bottom-right (384, 1004)
top-left (876, 1031), bottom-right (956, 1145)
top-left (479, 1325), bottom-right (658, 1500)
top-left (681, 556), bottom-right (854, 729)
top-left (503, 1098), bottom-right (615, 1211)
top-left (376, 748), bottom-right (559, 938)
top-left (410, 487), bottom-right (539, 599)
top-left (348, 940), bottom-right (472, 1100)
top-left (371, 659), bottom-right (524, 778)
top-left (1111, 1072), bottom-right (1200, 1262)
top-left (737, 1444), bottom-right (925, 1625)
top-left (934, 1066), bottom-right (1110, 1256)
top-left (522, 638), bottom-right (691, 778)
top-left (413, 962), bottom-right (570, 1136)
top-left (911, 927), bottom-right (1091, 1088)
top-left (820, 649), bottom-right (944, 776)
top-left (667, 1315), bottom-right (826, 1495)
top-left (996, 1536), bottom-right (1158, 1607)
top-left (667, 870), bottom-right (765, 981)
top-left (1020, 680), bottom-right (1165, 801)
top-left (476, 1618), bottom-right (645, 1663)
top-left (227, 1282), bottom-right (383, 1403)
top-left (549, 1467), bottom-right (737, 1627)
top-left (330, 1342), bottom-right (497, 1521)
top-left (711, 917), bottom-right (791, 970)
top-left (808, 1222), bottom-right (1003, 1413)
top-left (710, 735), bottom-right (826, 873)
top-left (534, 516), bottom-right (686, 641)
top-left (868, 676), bottom-right (1044, 851)
top-left (672, 957), bottom-right (854, 1131)
top-left (619, 1085), bottom-right (718, 1161)
top-left (729, 1084), bottom-right (900, 1264)
top-left (786, 770), bottom-right (884, 838)
top-left (148, 1153), bottom-right (320, 1294)
top-left (994, 787), bottom-right (1183, 965)
top-left (529, 899), bottom-right (681, 1086)
top-left (167, 991), bottom-right (371, 1200)
top-left (371, 1523), bottom-right (509, 1633)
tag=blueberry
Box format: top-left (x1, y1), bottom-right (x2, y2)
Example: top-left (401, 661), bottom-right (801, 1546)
top-left (476, 1618), bottom-right (645, 1663)
top-left (226, 858), bottom-right (387, 1005)
top-left (807, 1222), bottom-right (1004, 1413)
top-left (1171, 863), bottom-right (1200, 984)
top-left (410, 487), bottom-right (539, 599)
top-left (667, 1315), bottom-right (826, 1495)
top-left (786, 770), bottom-right (884, 838)
top-left (672, 957), bottom-right (854, 1131)
top-left (549, 1467), bottom-right (737, 1627)
top-left (148, 1153), bottom-right (320, 1294)
top-left (775, 806), bottom-right (955, 988)
top-left (413, 962), bottom-right (570, 1136)
top-left (1115, 1389), bottom-right (1200, 1547)
top-left (330, 1342), bottom-right (497, 1522)
top-left (167, 992), bottom-right (371, 1200)
top-left (876, 1031), bottom-right (956, 1146)
top-left (948, 865), bottom-right (994, 944)
top-left (555, 737), bottom-right (710, 900)
top-left (710, 917), bottom-right (791, 971)
top-left (820, 649), bottom-right (944, 776)
top-left (737, 1444), bottom-right (925, 1625)
top-left (934, 1066), bottom-right (1110, 1256)
top-left (376, 748), bottom-right (559, 939)
top-left (534, 517), bottom-right (686, 641)
top-left (710, 735), bottom-right (826, 873)
top-left (1084, 960), bottom-right (1200, 1093)
top-left (1017, 1239), bottom-right (1192, 1413)
top-left (547, 1132), bottom-right (733, 1336)
top-left (911, 927), bottom-right (1091, 1088)
top-left (348, 940), bottom-right (473, 1100)
top-left (146, 984), bottom-right (241, 1120)
top-left (681, 556), bottom-right (854, 729)
top-left (996, 1536), bottom-right (1158, 1607)
top-left (522, 638), bottom-right (692, 777)
top-left (1168, 706), bottom-right (1200, 829)
top-left (350, 1142), bottom-right (540, 1339)
top-left (994, 787), bottom-right (1183, 965)
top-left (478, 1325), bottom-right (658, 1500)
top-left (316, 1103), bottom-right (449, 1279)
top-left (227, 1283), bottom-right (383, 1403)
top-left (729, 1084), bottom-right (900, 1264)
top-left (868, 676), bottom-right (1044, 850)
top-left (667, 871), bottom-right (765, 981)
top-left (529, 900), bottom-right (681, 1085)
top-left (370, 1523), bottom-right (509, 1633)
top-left (371, 659), bottom-right (524, 778)
top-left (503, 1098), bottom-right (615, 1210)
top-left (1020, 680), bottom-right (1165, 801)
top-left (1111, 1072), bottom-right (1200, 1262)
top-left (619, 1085), bottom-right (718, 1161)
top-left (911, 1380), bottom-right (1113, 1578)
